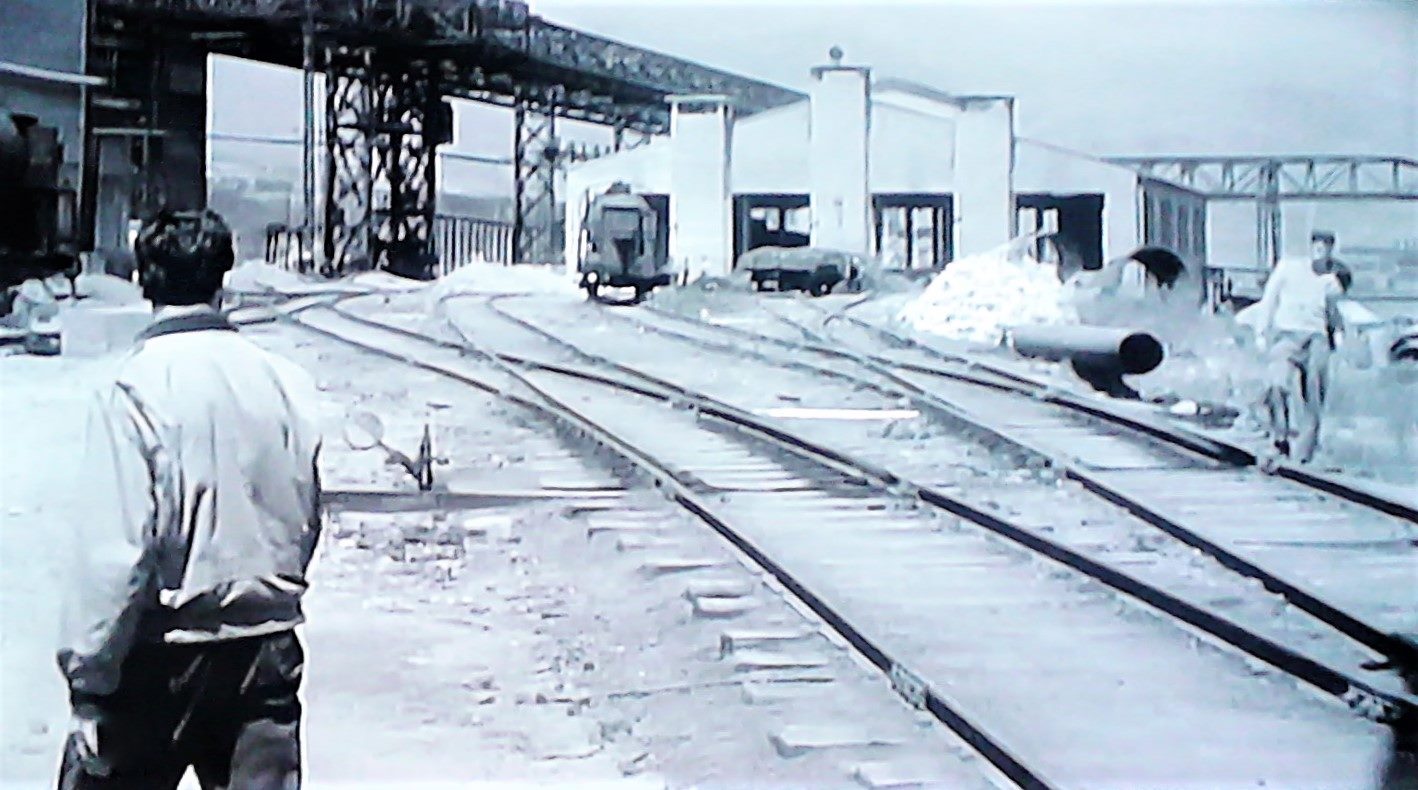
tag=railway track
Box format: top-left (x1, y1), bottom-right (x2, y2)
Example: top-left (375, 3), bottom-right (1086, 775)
top-left (288, 290), bottom-right (1406, 787)
top-left (484, 295), bottom-right (1416, 699)
top-left (611, 295), bottom-right (1418, 668)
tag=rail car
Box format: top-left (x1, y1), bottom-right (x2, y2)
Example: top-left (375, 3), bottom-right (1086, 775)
top-left (576, 183), bottom-right (672, 301)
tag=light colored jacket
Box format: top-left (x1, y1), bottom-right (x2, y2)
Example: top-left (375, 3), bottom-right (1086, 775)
top-left (58, 306), bottom-right (323, 697)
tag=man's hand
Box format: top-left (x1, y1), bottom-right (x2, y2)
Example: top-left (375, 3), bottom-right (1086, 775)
top-left (68, 703), bottom-right (111, 777)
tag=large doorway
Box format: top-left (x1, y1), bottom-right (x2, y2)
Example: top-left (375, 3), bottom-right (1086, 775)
top-left (733, 194), bottom-right (810, 263)
top-left (1016, 193), bottom-right (1104, 278)
top-left (872, 194), bottom-right (952, 270)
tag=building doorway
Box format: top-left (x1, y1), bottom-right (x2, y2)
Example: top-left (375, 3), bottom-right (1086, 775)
top-left (733, 194), bottom-right (810, 263)
top-left (872, 194), bottom-right (952, 270)
top-left (1016, 193), bottom-right (1104, 279)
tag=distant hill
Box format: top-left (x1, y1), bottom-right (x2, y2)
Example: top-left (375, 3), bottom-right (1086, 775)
top-left (209, 146), bottom-right (513, 261)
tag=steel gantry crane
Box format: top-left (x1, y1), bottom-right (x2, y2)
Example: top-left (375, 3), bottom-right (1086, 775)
top-left (83, 0), bottom-right (803, 274)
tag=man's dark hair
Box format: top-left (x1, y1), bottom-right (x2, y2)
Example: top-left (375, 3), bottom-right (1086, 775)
top-left (1311, 230), bottom-right (1336, 244)
top-left (135, 209), bottom-right (235, 306)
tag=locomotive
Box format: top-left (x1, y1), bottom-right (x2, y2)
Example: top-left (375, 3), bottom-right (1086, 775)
top-left (1, 107), bottom-right (78, 293)
top-left (576, 182), bottom-right (672, 301)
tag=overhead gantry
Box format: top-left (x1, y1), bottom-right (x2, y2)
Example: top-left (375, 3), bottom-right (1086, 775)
top-left (84, 0), bottom-right (803, 273)
top-left (1107, 155), bottom-right (1418, 269)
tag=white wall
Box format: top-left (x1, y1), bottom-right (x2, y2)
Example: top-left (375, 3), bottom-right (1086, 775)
top-left (729, 102), bottom-right (809, 194)
top-left (729, 96), bottom-right (959, 196)
top-left (809, 66), bottom-right (872, 252)
top-left (953, 97), bottom-right (1016, 257)
top-left (1016, 138), bottom-right (1141, 260)
top-left (670, 99), bottom-right (734, 279)
top-left (869, 89), bottom-right (957, 194)
top-left (564, 85), bottom-right (1153, 266)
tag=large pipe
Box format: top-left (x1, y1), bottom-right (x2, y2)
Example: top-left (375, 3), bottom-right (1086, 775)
top-left (1008, 324), bottom-right (1164, 374)
top-left (1007, 324), bottom-right (1165, 399)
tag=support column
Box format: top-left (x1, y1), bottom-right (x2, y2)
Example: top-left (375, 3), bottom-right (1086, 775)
top-left (514, 87), bottom-right (561, 264)
top-left (323, 49), bottom-right (443, 276)
top-left (953, 96), bottom-right (1015, 258)
top-left (1256, 162), bottom-right (1281, 269)
top-left (92, 135), bottom-right (136, 267)
top-left (808, 53), bottom-right (870, 253)
top-left (669, 95), bottom-right (733, 280)
top-left (81, 29), bottom-right (206, 268)
top-left (375, 62), bottom-right (441, 277)
top-left (324, 48), bottom-right (377, 273)
top-left (148, 42), bottom-right (207, 213)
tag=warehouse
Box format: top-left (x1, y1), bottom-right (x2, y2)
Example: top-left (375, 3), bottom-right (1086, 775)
top-left (564, 56), bottom-right (1206, 281)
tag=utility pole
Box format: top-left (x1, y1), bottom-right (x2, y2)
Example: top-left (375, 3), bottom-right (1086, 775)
top-left (300, 0), bottom-right (318, 272)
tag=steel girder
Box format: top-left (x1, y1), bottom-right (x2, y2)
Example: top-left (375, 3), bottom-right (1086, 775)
top-left (1114, 154), bottom-right (1418, 270)
top-left (94, 0), bottom-right (803, 133)
top-left (323, 47), bottom-right (440, 275)
top-left (1109, 156), bottom-right (1418, 201)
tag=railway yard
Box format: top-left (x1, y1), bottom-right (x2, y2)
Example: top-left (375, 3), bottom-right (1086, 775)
top-left (4, 266), bottom-right (1413, 788)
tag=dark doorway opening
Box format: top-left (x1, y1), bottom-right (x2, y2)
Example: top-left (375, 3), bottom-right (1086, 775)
top-left (1015, 193), bottom-right (1104, 278)
top-left (872, 194), bottom-right (952, 270)
top-left (733, 193), bottom-right (810, 264)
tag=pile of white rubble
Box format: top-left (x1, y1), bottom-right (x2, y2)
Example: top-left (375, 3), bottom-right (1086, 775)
top-left (898, 243), bottom-right (1073, 345)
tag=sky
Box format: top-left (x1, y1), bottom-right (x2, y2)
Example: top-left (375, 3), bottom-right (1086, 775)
top-left (527, 0), bottom-right (1416, 157)
top-left (208, 0), bottom-right (1416, 253)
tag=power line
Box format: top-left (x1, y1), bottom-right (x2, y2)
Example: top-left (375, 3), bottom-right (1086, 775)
top-left (208, 132), bottom-right (513, 166)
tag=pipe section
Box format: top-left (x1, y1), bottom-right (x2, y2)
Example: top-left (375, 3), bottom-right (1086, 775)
top-left (1007, 324), bottom-right (1164, 375)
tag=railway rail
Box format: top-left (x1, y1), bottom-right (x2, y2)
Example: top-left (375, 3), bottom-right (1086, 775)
top-left (260, 288), bottom-right (1409, 787)
top-left (481, 295), bottom-right (1416, 705)
top-left (615, 295), bottom-right (1418, 669)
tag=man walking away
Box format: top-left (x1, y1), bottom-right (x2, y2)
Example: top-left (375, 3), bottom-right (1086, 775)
top-left (57, 209), bottom-right (323, 789)
top-left (1253, 229), bottom-right (1351, 463)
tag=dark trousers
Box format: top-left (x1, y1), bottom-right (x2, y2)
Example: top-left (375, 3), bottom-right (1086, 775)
top-left (58, 631), bottom-right (303, 790)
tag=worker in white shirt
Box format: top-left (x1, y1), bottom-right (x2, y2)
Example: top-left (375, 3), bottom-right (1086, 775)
top-left (58, 210), bottom-right (323, 789)
top-left (1252, 230), bottom-right (1352, 463)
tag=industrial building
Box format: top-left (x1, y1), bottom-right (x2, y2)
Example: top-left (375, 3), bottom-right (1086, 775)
top-left (565, 55), bottom-right (1208, 282)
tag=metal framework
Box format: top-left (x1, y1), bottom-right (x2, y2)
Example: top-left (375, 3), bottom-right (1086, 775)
top-left (89, 0), bottom-right (804, 273)
top-left (323, 48), bottom-right (376, 272)
top-left (322, 48), bottom-right (441, 274)
top-left (1108, 156), bottom-right (1418, 201)
top-left (93, 0), bottom-right (802, 132)
top-left (1109, 155), bottom-right (1418, 269)
top-left (512, 87), bottom-right (561, 264)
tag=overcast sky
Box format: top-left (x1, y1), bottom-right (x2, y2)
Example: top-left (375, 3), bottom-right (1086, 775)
top-left (211, 0), bottom-right (1416, 228)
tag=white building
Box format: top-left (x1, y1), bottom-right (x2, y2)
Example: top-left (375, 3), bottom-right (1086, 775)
top-left (565, 57), bottom-right (1206, 281)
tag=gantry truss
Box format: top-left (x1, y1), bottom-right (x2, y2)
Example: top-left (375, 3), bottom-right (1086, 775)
top-left (88, 0), bottom-right (805, 273)
top-left (513, 86), bottom-right (561, 264)
top-left (323, 48), bottom-right (440, 272)
top-left (92, 0), bottom-right (801, 133)
top-left (1107, 155), bottom-right (1418, 202)
top-left (1108, 155), bottom-right (1418, 269)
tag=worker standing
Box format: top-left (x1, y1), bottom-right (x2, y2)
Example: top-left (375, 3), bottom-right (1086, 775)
top-left (57, 210), bottom-right (323, 788)
top-left (1252, 230), bottom-right (1352, 463)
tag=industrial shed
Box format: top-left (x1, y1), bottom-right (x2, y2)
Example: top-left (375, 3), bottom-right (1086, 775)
top-left (565, 71), bottom-right (1205, 279)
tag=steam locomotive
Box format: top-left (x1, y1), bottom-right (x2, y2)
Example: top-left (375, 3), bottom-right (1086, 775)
top-left (1, 108), bottom-right (78, 292)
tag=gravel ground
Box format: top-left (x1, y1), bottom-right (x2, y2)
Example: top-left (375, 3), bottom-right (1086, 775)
top-left (0, 315), bottom-right (987, 789)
